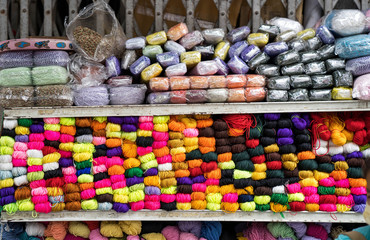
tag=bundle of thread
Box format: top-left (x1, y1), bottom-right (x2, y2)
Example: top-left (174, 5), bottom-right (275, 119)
top-left (138, 116), bottom-right (160, 210)
top-left (60, 117), bottom-right (81, 211)
top-left (267, 222), bottom-right (298, 240)
top-left (92, 117), bottom-right (112, 211)
top-left (12, 118), bottom-right (32, 212)
top-left (310, 113), bottom-right (331, 156)
top-left (168, 116), bottom-right (189, 210)
top-left (292, 113), bottom-right (318, 212)
top-left (153, 116), bottom-right (176, 211)
top-left (162, 221), bottom-right (202, 240)
top-left (243, 222), bottom-right (275, 240)
top-left (27, 119), bottom-right (51, 213)
top-left (74, 117), bottom-right (97, 210)
top-left (0, 120), bottom-right (17, 213)
top-left (347, 152), bottom-right (366, 213)
top-left (43, 117), bottom-right (65, 212)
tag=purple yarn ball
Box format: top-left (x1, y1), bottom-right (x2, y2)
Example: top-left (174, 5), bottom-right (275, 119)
top-left (144, 168), bottom-right (158, 177)
top-left (192, 175), bottom-right (206, 183)
top-left (15, 135), bottom-right (29, 143)
top-left (59, 158), bottom-right (74, 168)
top-left (107, 147), bottom-right (123, 157)
top-left (347, 151), bottom-right (363, 159)
top-left (277, 128), bottom-right (293, 137)
top-left (291, 113), bottom-right (307, 130)
top-left (126, 176), bottom-right (144, 187)
top-left (123, 116), bottom-right (139, 124)
top-left (145, 186), bottom-right (161, 195)
top-left (277, 137), bottom-right (294, 146)
top-left (0, 195), bottom-right (16, 206)
top-left (352, 204), bottom-right (366, 213)
top-left (331, 154), bottom-right (345, 162)
top-left (30, 124), bottom-right (45, 133)
top-left (353, 194), bottom-right (367, 204)
top-left (121, 124), bottom-right (138, 132)
top-left (113, 202), bottom-right (130, 213)
top-left (107, 117), bottom-right (125, 125)
top-left (264, 113), bottom-right (281, 121)
top-left (177, 177), bottom-right (193, 185)
top-left (0, 187), bottom-right (15, 198)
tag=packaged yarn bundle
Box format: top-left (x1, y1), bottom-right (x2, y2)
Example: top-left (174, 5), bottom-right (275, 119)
top-left (0, 87), bottom-right (34, 108)
top-left (34, 85), bottom-right (73, 107)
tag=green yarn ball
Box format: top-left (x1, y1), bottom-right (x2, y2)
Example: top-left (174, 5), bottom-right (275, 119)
top-left (267, 222), bottom-right (298, 240)
top-left (271, 193), bottom-right (288, 205)
top-left (318, 186), bottom-right (336, 195)
top-left (75, 160), bottom-right (91, 170)
top-left (266, 170), bottom-right (284, 179)
top-left (298, 159), bottom-right (318, 171)
top-left (255, 204), bottom-right (270, 211)
top-left (247, 145), bottom-right (264, 157)
top-left (17, 118), bottom-right (33, 127)
top-left (232, 151), bottom-right (250, 162)
top-left (347, 167), bottom-right (363, 178)
top-left (186, 149), bottom-right (202, 160)
top-left (317, 163), bottom-right (334, 173)
top-left (202, 152), bottom-right (218, 162)
top-left (235, 160), bottom-right (255, 172)
top-left (125, 167), bottom-right (143, 178)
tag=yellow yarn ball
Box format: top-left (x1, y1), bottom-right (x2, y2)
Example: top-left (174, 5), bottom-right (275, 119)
top-left (251, 171), bottom-right (266, 180)
top-left (68, 222), bottom-right (90, 238)
top-left (288, 193), bottom-right (305, 202)
top-left (121, 132), bottom-right (137, 142)
top-left (44, 124), bottom-right (61, 132)
top-left (15, 126), bottom-right (30, 135)
top-left (0, 136), bottom-right (15, 147)
top-left (185, 145), bottom-right (198, 153)
top-left (119, 221), bottom-right (142, 235)
top-left (113, 194), bottom-right (129, 204)
top-left (77, 174), bottom-right (94, 183)
top-left (218, 161), bottom-right (235, 170)
top-left (73, 152), bottom-right (92, 162)
top-left (240, 201), bottom-right (256, 212)
top-left (113, 187), bottom-right (129, 196)
top-left (138, 152), bottom-right (156, 163)
top-left (161, 186), bottom-right (177, 195)
top-left (183, 137), bottom-right (198, 146)
top-left (96, 187), bottom-right (113, 195)
top-left (254, 195), bottom-right (271, 205)
top-left (129, 183), bottom-right (145, 192)
top-left (60, 117), bottom-right (75, 126)
top-left (141, 233), bottom-right (166, 240)
top-left (42, 152), bottom-right (61, 164)
top-left (107, 131), bottom-right (122, 139)
top-left (233, 170), bottom-right (252, 179)
top-left (153, 124), bottom-right (168, 132)
top-left (153, 116), bottom-right (170, 124)
top-left (72, 143), bottom-right (95, 153)
top-left (137, 129), bottom-right (152, 137)
top-left (129, 190), bottom-right (145, 202)
top-left (313, 170), bottom-right (330, 181)
top-left (59, 142), bottom-right (74, 152)
top-left (176, 202), bottom-right (191, 210)
top-left (254, 163), bottom-right (267, 172)
top-left (106, 123), bottom-right (121, 132)
top-left (100, 221), bottom-right (123, 238)
top-left (81, 199), bottom-right (98, 210)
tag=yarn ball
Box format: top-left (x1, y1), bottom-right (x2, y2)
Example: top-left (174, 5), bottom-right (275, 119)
top-left (100, 221), bottom-right (123, 238)
top-left (68, 221), bottom-right (90, 238)
top-left (25, 222), bottom-right (46, 237)
top-left (119, 221), bottom-right (142, 235)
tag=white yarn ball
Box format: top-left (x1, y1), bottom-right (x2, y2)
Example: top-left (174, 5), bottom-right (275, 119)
top-left (0, 155), bottom-right (12, 163)
top-left (362, 148), bottom-right (370, 158)
top-left (26, 222), bottom-right (46, 237)
top-left (3, 119), bottom-right (18, 130)
top-left (14, 175), bottom-right (28, 186)
top-left (43, 162), bottom-right (59, 172)
top-left (12, 167), bottom-right (27, 177)
top-left (328, 140), bottom-right (344, 156)
top-left (331, 10), bottom-right (366, 37)
top-left (26, 149), bottom-right (43, 158)
top-left (313, 140), bottom-right (328, 156)
top-left (343, 142), bottom-right (360, 154)
top-left (272, 185), bottom-right (286, 194)
top-left (0, 162), bottom-right (13, 171)
top-left (158, 163), bottom-right (172, 171)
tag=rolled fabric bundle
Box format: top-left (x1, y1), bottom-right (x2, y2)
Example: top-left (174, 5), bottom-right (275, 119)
top-left (0, 51), bottom-right (33, 69)
top-left (109, 84), bottom-right (147, 105)
top-left (0, 67), bottom-right (32, 86)
top-left (33, 51), bottom-right (70, 67)
top-left (73, 85), bottom-right (110, 106)
top-left (34, 85), bottom-right (73, 107)
top-left (0, 87), bottom-right (34, 107)
top-left (32, 66), bottom-right (69, 85)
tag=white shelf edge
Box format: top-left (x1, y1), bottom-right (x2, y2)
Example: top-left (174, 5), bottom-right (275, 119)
top-left (3, 101), bottom-right (369, 118)
top-left (1, 210), bottom-right (365, 223)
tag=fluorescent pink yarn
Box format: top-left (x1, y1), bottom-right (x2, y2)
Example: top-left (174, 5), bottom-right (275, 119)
top-left (93, 165), bottom-right (107, 174)
top-left (351, 187), bottom-right (367, 195)
top-left (34, 202), bottom-right (52, 213)
top-left (183, 128), bottom-right (199, 137)
top-left (304, 194), bottom-right (319, 204)
top-left (301, 186), bottom-right (317, 196)
top-left (319, 177), bottom-right (335, 187)
top-left (12, 159), bottom-right (27, 167)
top-left (138, 122), bottom-right (154, 131)
top-left (222, 193), bottom-right (238, 203)
top-left (30, 179), bottom-right (46, 188)
top-left (136, 146), bottom-right (153, 156)
top-left (44, 130), bottom-right (60, 141)
top-left (160, 194), bottom-right (176, 203)
top-left (287, 183), bottom-right (301, 194)
top-left (28, 165), bottom-right (43, 172)
top-left (152, 131), bottom-right (169, 141)
top-left (110, 175), bottom-right (125, 183)
top-left (157, 155), bottom-right (172, 164)
top-left (64, 175), bottom-right (78, 184)
top-left (105, 157), bottom-right (123, 168)
top-left (319, 203), bottom-right (337, 212)
top-left (112, 181), bottom-right (126, 190)
top-left (60, 134), bottom-right (75, 143)
top-left (152, 141), bottom-right (168, 149)
top-left (81, 188), bottom-right (96, 200)
top-left (43, 118), bottom-right (60, 124)
top-left (130, 201), bottom-right (145, 211)
top-left (192, 183), bottom-right (207, 192)
top-left (337, 195), bottom-right (355, 206)
top-left (335, 179), bottom-right (350, 188)
top-left (139, 116), bottom-right (153, 122)
top-left (94, 179), bottom-right (112, 189)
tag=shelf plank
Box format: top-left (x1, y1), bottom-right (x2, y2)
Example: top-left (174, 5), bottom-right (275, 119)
top-left (1, 210), bottom-right (365, 223)
top-left (3, 101), bottom-right (370, 118)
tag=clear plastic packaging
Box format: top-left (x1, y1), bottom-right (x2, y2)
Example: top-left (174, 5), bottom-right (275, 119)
top-left (106, 76), bottom-right (132, 87)
top-left (32, 66), bottom-right (69, 86)
top-left (193, 45), bottom-right (215, 60)
top-left (170, 91), bottom-right (186, 104)
top-left (147, 92), bottom-right (171, 104)
top-left (206, 89), bottom-right (228, 103)
top-left (0, 67), bottom-right (32, 86)
top-left (240, 45), bottom-right (261, 63)
top-left (167, 23), bottom-right (189, 41)
top-left (275, 30), bottom-right (296, 42)
top-left (317, 44), bottom-right (335, 60)
top-left (246, 74), bottom-right (267, 87)
top-left (304, 61), bottom-right (326, 75)
top-left (227, 74), bottom-right (247, 88)
top-left (228, 88), bottom-right (246, 102)
top-left (105, 56), bottom-right (121, 78)
top-left (315, 26), bottom-right (335, 44)
top-left (0, 86), bottom-right (34, 107)
top-left (307, 37), bottom-right (322, 50)
top-left (245, 87), bottom-right (267, 102)
top-left (202, 28), bottom-right (225, 45)
top-left (141, 63), bottom-right (163, 83)
top-left (288, 39), bottom-right (308, 52)
top-left (121, 50), bottom-right (137, 70)
top-left (143, 45), bottom-right (163, 60)
top-left (109, 84), bottom-right (147, 105)
top-left (264, 42), bottom-right (289, 57)
top-left (267, 17), bottom-right (303, 34)
top-left (332, 87), bottom-right (353, 100)
top-left (208, 76), bottom-right (227, 89)
top-left (33, 51), bottom-right (70, 67)
top-left (227, 56), bottom-right (249, 74)
top-left (180, 51), bottom-right (201, 68)
top-left (323, 10), bottom-right (367, 37)
top-left (309, 89), bottom-right (332, 101)
top-left (125, 37), bottom-right (146, 50)
top-left (164, 41), bottom-right (186, 55)
top-left (149, 77), bottom-right (169, 92)
top-left (0, 51), bottom-right (33, 69)
top-left (129, 56), bottom-right (151, 76)
top-left (165, 63), bottom-right (187, 77)
top-left (325, 59), bottom-right (345, 72)
top-left (214, 41), bottom-right (231, 61)
top-left (226, 26), bottom-right (250, 43)
top-left (297, 28), bottom-right (315, 40)
top-left (170, 76), bottom-right (190, 90)
top-left (156, 52), bottom-right (179, 68)
top-left (311, 75), bottom-right (333, 89)
top-left (290, 75), bottom-right (312, 88)
top-left (267, 76), bottom-right (291, 90)
top-left (180, 31), bottom-right (204, 50)
top-left (190, 60), bottom-right (219, 76)
top-left (229, 41), bottom-right (249, 58)
top-left (190, 76), bottom-right (208, 89)
top-left (73, 85), bottom-right (110, 106)
top-left (146, 31), bottom-right (167, 45)
top-left (300, 51), bottom-right (320, 63)
top-left (258, 24), bottom-right (280, 40)
top-left (247, 33), bottom-right (269, 47)
top-left (275, 50), bottom-right (300, 66)
top-left (281, 63), bottom-right (305, 76)
top-left (186, 90), bottom-right (207, 103)
top-left (266, 90), bottom-right (289, 102)
top-left (335, 34), bottom-right (370, 59)
top-left (35, 85), bottom-right (73, 106)
top-left (248, 52), bottom-right (270, 70)
top-left (333, 70), bottom-right (353, 87)
top-left (352, 74), bottom-right (370, 100)
top-left (256, 64), bottom-right (280, 77)
top-left (345, 56), bottom-right (370, 76)
top-left (66, 0), bottom-right (126, 62)
top-left (214, 57), bottom-right (229, 75)
top-left (288, 89), bottom-right (309, 101)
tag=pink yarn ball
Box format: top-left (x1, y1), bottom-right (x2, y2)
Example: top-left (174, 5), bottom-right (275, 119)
top-left (94, 156), bottom-right (108, 166)
top-left (222, 193), bottom-right (238, 203)
top-left (319, 203), bottom-right (337, 212)
top-left (180, 232), bottom-right (198, 240)
top-left (139, 116), bottom-right (153, 122)
top-left (62, 166), bottom-right (77, 175)
top-left (44, 130), bottom-right (60, 141)
top-left (152, 141), bottom-right (168, 149)
top-left (81, 188), bottom-right (96, 200)
top-left (145, 195), bottom-right (160, 202)
top-left (94, 179), bottom-right (112, 189)
top-left (157, 155), bottom-right (172, 164)
top-left (335, 179), bottom-right (350, 188)
top-left (43, 118), bottom-right (60, 124)
top-left (93, 137), bottom-right (106, 146)
top-left (13, 151), bottom-right (27, 160)
top-left (64, 175), bottom-right (78, 184)
top-left (337, 195), bottom-right (355, 206)
top-left (34, 202), bottom-right (52, 213)
top-left (183, 128), bottom-right (199, 137)
top-left (301, 186), bottom-right (317, 196)
top-left (144, 201), bottom-right (161, 210)
top-left (351, 187), bottom-right (367, 195)
top-left (112, 181), bottom-right (126, 190)
top-left (110, 175), bottom-right (125, 183)
top-left (29, 133), bottom-right (45, 142)
top-left (304, 194), bottom-right (319, 204)
top-left (319, 177), bottom-right (335, 187)
top-left (31, 195), bottom-right (48, 204)
top-left (106, 157), bottom-right (124, 168)
top-left (89, 229), bottom-right (108, 240)
top-left (205, 179), bottom-right (219, 186)
top-left (31, 187), bottom-right (48, 196)
top-left (60, 134), bottom-right (75, 143)
top-left (127, 236), bottom-right (141, 240)
top-left (93, 165), bottom-right (107, 174)
top-left (27, 142), bottom-right (44, 150)
top-left (64, 234), bottom-right (88, 240)
top-left (136, 146), bottom-right (153, 156)
top-left (152, 131), bottom-right (169, 141)
top-left (306, 223), bottom-right (328, 240)
top-left (138, 122), bottom-right (154, 131)
top-left (162, 226), bottom-right (180, 240)
top-left (12, 159), bottom-right (27, 167)
top-left (13, 142), bottom-right (28, 151)
top-left (192, 183), bottom-right (207, 193)
top-left (30, 179), bottom-right (46, 188)
top-left (176, 193), bottom-right (191, 203)
top-left (130, 201), bottom-right (145, 211)
top-left (160, 194), bottom-right (176, 203)
top-left (28, 165), bottom-right (43, 172)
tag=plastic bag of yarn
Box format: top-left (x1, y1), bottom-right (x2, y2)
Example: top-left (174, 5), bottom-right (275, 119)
top-left (164, 41), bottom-right (186, 55)
top-left (66, 0), bottom-right (126, 62)
top-left (333, 70), bottom-right (353, 87)
top-left (288, 39), bottom-right (308, 52)
top-left (143, 45), bottom-right (163, 60)
top-left (181, 51), bottom-right (201, 68)
top-left (245, 87), bottom-right (267, 102)
top-left (149, 77), bottom-right (169, 92)
top-left (0, 67), bottom-right (32, 86)
top-left (332, 87), bottom-right (353, 100)
top-left (121, 50), bottom-right (137, 70)
top-left (228, 56), bottom-right (249, 74)
top-left (307, 37), bottom-right (322, 51)
top-left (290, 75), bottom-right (312, 88)
top-left (267, 17), bottom-right (303, 34)
top-left (281, 63), bottom-right (305, 76)
top-left (156, 52), bottom-right (180, 68)
top-left (165, 63), bottom-right (187, 77)
top-left (267, 76), bottom-right (291, 90)
top-left (0, 86), bottom-right (34, 107)
top-left (180, 30), bottom-right (204, 50)
top-left (0, 50), bottom-right (33, 69)
top-left (170, 90), bottom-right (186, 104)
top-left (323, 9), bottom-right (367, 37)
top-left (170, 76), bottom-right (190, 90)
top-left (297, 28), bottom-right (315, 40)
top-left (227, 88), bottom-right (246, 102)
top-left (311, 75), bottom-right (333, 89)
top-left (335, 34), bottom-right (370, 59)
top-left (214, 57), bottom-right (229, 75)
top-left (35, 85), bottom-right (73, 106)
top-left (247, 33), bottom-right (269, 48)
top-left (33, 50), bottom-right (70, 67)
top-left (226, 26), bottom-right (250, 43)
top-left (125, 36), bottom-right (146, 50)
top-left (264, 42), bottom-right (289, 58)
top-left (266, 90), bottom-right (288, 102)
top-left (352, 74), bottom-right (370, 100)
top-left (248, 52), bottom-right (270, 70)
top-left (214, 41), bottom-right (231, 61)
top-left (147, 92), bottom-right (171, 104)
top-left (304, 61), bottom-right (326, 75)
top-left (189, 76), bottom-right (208, 89)
top-left (193, 45), bottom-right (215, 60)
top-left (109, 84), bottom-right (147, 105)
top-left (246, 74), bottom-right (266, 87)
top-left (190, 60), bottom-right (219, 76)
top-left (317, 45), bottom-right (335, 60)
top-left (105, 56), bottom-right (121, 78)
top-left (141, 63), bottom-right (163, 83)
top-left (258, 24), bottom-right (280, 40)
top-left (256, 64), bottom-right (280, 77)
top-left (106, 75), bottom-right (132, 87)
top-left (186, 90), bottom-right (207, 103)
top-left (345, 55), bottom-right (370, 76)
top-left (167, 22), bottom-right (188, 41)
top-left (275, 50), bottom-right (300, 66)
top-left (276, 30), bottom-right (296, 42)
top-left (240, 44), bottom-right (260, 63)
top-left (73, 85), bottom-right (110, 106)
top-left (32, 66), bottom-right (69, 85)
top-left (300, 51), bottom-right (320, 64)
top-left (228, 41), bottom-right (248, 58)
top-left (68, 54), bottom-right (108, 87)
top-left (326, 58), bottom-right (345, 72)
top-left (288, 89), bottom-right (309, 101)
top-left (206, 89), bottom-right (228, 103)
top-left (202, 28), bottom-right (225, 45)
